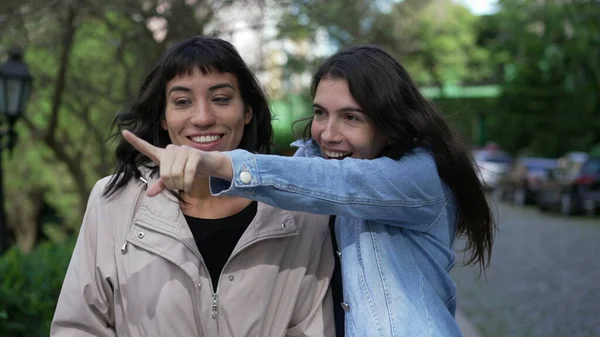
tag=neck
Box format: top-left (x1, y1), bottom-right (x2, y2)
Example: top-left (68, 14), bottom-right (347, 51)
top-left (180, 178), bottom-right (252, 219)
top-left (182, 178), bottom-right (212, 201)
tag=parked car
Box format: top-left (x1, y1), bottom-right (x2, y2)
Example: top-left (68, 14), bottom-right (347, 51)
top-left (473, 149), bottom-right (512, 190)
top-left (495, 157), bottom-right (558, 205)
top-left (536, 156), bottom-right (600, 215)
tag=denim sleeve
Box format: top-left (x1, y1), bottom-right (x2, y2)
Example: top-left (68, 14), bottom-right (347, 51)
top-left (210, 148), bottom-right (451, 228)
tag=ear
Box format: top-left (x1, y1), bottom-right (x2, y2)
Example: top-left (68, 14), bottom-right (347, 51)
top-left (161, 119), bottom-right (168, 130)
top-left (244, 106), bottom-right (253, 125)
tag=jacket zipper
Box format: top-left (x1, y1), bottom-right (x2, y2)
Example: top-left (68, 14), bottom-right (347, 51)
top-left (127, 224), bottom-right (294, 321)
top-left (130, 177), bottom-right (212, 335)
top-left (211, 293), bottom-right (218, 318)
top-left (205, 231), bottom-right (296, 320)
top-left (130, 193), bottom-right (298, 323)
top-left (201, 261), bottom-right (219, 320)
top-left (131, 216), bottom-right (224, 321)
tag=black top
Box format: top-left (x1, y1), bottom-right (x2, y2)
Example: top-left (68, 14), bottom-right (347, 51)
top-left (328, 215), bottom-right (345, 337)
top-left (184, 201), bottom-right (257, 288)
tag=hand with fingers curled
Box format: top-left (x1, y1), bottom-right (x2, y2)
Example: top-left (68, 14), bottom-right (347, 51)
top-left (122, 130), bottom-right (233, 196)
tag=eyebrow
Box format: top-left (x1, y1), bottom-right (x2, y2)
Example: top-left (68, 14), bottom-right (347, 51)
top-left (208, 83), bottom-right (235, 91)
top-left (168, 86), bottom-right (192, 95)
top-left (313, 103), bottom-right (364, 113)
top-left (168, 83), bottom-right (235, 95)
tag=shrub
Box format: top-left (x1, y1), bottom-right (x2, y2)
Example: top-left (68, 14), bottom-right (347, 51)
top-left (0, 239), bottom-right (75, 337)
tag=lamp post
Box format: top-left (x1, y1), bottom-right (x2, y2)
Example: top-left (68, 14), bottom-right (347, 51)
top-left (0, 47), bottom-right (33, 254)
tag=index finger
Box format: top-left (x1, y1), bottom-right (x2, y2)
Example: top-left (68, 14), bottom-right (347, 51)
top-left (122, 130), bottom-right (163, 164)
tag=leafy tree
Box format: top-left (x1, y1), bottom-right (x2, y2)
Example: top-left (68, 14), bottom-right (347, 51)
top-left (276, 0), bottom-right (491, 87)
top-left (485, 0), bottom-right (600, 156)
top-left (380, 0), bottom-right (493, 87)
top-left (0, 0), bottom-right (259, 250)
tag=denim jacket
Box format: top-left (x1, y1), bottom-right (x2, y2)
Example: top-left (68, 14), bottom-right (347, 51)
top-left (210, 140), bottom-right (463, 337)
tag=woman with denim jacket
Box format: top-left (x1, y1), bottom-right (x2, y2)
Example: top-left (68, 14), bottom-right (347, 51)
top-left (124, 44), bottom-right (496, 337)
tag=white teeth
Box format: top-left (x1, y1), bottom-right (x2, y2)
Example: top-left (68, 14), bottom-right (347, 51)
top-left (191, 135), bottom-right (222, 144)
top-left (323, 150), bottom-right (352, 158)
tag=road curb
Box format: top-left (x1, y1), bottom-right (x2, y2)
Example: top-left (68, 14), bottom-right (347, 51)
top-left (456, 310), bottom-right (481, 337)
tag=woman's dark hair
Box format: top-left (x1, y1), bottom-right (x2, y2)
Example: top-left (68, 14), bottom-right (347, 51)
top-left (104, 35), bottom-right (272, 196)
top-left (303, 45), bottom-right (495, 269)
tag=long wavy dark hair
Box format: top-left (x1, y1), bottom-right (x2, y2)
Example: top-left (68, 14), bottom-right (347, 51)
top-left (104, 35), bottom-right (273, 197)
top-left (302, 45), bottom-right (495, 269)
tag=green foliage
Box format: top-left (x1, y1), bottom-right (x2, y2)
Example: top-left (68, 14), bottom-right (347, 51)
top-left (0, 239), bottom-right (75, 337)
top-left (271, 94), bottom-right (313, 150)
top-left (434, 97), bottom-right (500, 146)
top-left (0, 0), bottom-right (256, 250)
top-left (277, 0), bottom-right (381, 46)
top-left (276, 0), bottom-right (492, 87)
top-left (485, 0), bottom-right (600, 156)
top-left (1, 14), bottom-right (129, 237)
top-left (275, 0), bottom-right (494, 145)
top-left (382, 0), bottom-right (493, 86)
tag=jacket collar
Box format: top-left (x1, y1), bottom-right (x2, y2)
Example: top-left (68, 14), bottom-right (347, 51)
top-left (291, 139), bottom-right (323, 158)
top-left (133, 171), bottom-right (299, 249)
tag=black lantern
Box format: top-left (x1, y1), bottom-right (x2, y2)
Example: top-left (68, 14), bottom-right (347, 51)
top-left (0, 47), bottom-right (32, 120)
top-left (0, 47), bottom-right (33, 254)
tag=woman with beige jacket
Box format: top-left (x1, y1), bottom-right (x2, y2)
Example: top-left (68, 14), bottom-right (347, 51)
top-left (50, 36), bottom-right (335, 337)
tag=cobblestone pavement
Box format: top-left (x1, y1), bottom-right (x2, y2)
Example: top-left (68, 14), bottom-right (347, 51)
top-left (451, 200), bottom-right (600, 337)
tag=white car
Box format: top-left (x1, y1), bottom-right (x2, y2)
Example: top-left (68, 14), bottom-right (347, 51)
top-left (473, 150), bottom-right (512, 190)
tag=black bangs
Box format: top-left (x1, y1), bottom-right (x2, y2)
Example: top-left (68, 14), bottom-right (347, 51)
top-left (160, 37), bottom-right (242, 82)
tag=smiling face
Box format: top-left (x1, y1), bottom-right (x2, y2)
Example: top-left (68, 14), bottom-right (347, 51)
top-left (161, 67), bottom-right (252, 152)
top-left (311, 77), bottom-right (388, 160)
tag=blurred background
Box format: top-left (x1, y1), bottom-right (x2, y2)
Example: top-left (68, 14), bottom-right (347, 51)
top-left (0, 0), bottom-right (598, 336)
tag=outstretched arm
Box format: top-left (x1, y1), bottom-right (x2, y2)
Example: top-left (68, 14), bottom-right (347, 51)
top-left (122, 131), bottom-right (451, 229)
top-left (210, 148), bottom-right (451, 229)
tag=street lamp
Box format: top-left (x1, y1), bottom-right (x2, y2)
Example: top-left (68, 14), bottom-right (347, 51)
top-left (0, 47), bottom-right (33, 254)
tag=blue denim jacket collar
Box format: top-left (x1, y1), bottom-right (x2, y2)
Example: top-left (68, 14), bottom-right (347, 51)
top-left (290, 139), bottom-right (322, 158)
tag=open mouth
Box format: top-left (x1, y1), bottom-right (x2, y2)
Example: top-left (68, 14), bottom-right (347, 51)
top-left (323, 149), bottom-right (352, 160)
top-left (189, 134), bottom-right (223, 144)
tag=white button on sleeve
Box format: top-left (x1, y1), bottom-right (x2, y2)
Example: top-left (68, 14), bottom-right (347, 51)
top-left (239, 171), bottom-right (252, 184)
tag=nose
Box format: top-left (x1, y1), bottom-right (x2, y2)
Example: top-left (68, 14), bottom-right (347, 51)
top-left (320, 119), bottom-right (343, 144)
top-left (190, 101), bottom-right (216, 127)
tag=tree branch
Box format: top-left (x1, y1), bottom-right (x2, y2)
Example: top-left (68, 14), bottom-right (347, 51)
top-left (45, 4), bottom-right (77, 143)
top-left (67, 97), bottom-right (112, 176)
